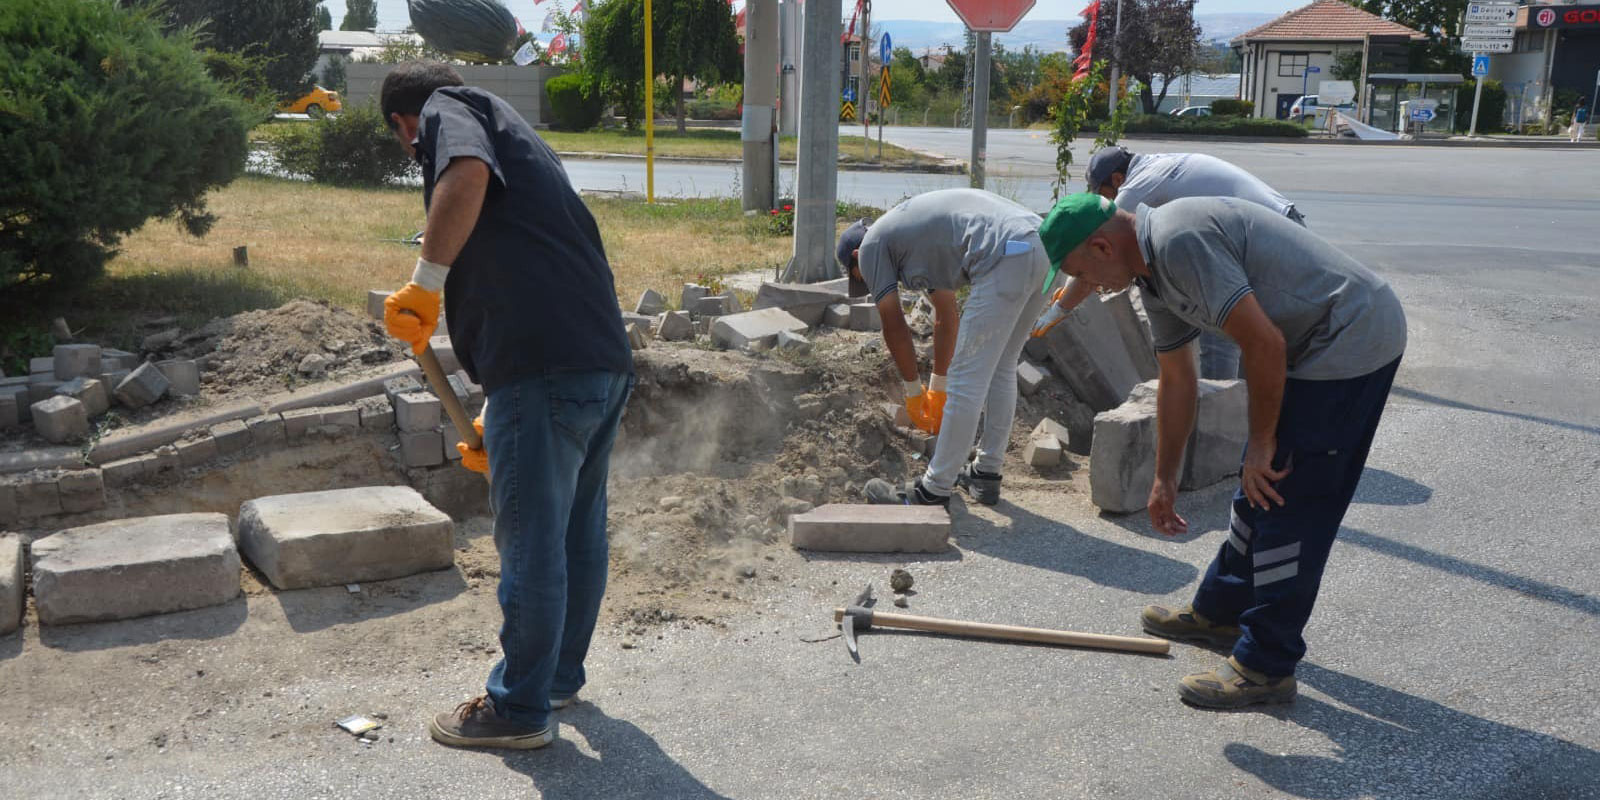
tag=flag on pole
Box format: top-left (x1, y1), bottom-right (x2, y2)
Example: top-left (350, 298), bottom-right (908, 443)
top-left (515, 16), bottom-right (526, 36)
top-left (541, 10), bottom-right (555, 31)
top-left (1072, 1), bottom-right (1101, 81)
top-left (548, 32), bottom-right (568, 57)
top-left (534, 0), bottom-right (547, 4)
top-left (572, 0), bottom-right (587, 15)
top-left (513, 40), bottom-right (538, 65)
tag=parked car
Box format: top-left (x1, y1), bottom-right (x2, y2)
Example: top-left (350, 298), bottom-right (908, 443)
top-left (1289, 94), bottom-right (1355, 124)
top-left (278, 86), bottom-right (342, 117)
top-left (1169, 106), bottom-right (1213, 118)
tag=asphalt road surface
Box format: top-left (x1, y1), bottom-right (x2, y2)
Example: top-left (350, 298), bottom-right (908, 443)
top-left (5, 134), bottom-right (1598, 798)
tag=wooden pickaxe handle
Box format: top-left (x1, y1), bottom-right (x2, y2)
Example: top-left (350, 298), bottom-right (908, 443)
top-left (833, 607), bottom-right (1170, 656)
top-left (415, 344), bottom-right (480, 450)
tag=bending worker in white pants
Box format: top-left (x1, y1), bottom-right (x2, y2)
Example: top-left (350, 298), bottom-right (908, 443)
top-left (1032, 146), bottom-right (1304, 379)
top-left (837, 188), bottom-right (1055, 509)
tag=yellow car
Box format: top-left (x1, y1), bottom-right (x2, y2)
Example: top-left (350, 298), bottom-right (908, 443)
top-left (278, 86), bottom-right (342, 117)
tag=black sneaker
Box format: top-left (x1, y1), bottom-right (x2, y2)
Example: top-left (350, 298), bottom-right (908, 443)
top-left (955, 463), bottom-right (1002, 505)
top-left (863, 477), bottom-right (951, 508)
top-left (429, 695), bottom-right (556, 750)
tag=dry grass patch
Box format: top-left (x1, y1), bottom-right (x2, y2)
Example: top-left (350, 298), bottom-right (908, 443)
top-left (538, 127), bottom-right (937, 166)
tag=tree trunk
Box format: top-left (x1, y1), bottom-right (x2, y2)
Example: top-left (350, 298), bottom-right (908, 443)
top-left (675, 73), bottom-right (687, 134)
top-left (1153, 76), bottom-right (1174, 112)
top-left (1139, 83), bottom-right (1156, 114)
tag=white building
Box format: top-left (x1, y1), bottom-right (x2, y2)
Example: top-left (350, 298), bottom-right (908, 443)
top-left (1232, 0), bottom-right (1424, 120)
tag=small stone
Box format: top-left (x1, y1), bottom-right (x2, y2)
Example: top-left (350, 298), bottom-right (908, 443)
top-left (889, 568), bottom-right (914, 593)
top-left (297, 353), bottom-right (330, 377)
top-left (893, 595), bottom-right (909, 608)
top-left (658, 496), bottom-right (685, 511)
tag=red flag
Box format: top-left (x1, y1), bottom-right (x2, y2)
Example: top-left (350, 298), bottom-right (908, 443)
top-left (515, 16), bottom-right (526, 36)
top-left (548, 32), bottom-right (568, 56)
top-left (1072, 1), bottom-right (1101, 81)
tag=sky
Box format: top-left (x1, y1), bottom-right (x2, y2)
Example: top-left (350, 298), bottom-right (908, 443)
top-left (324, 0), bottom-right (1306, 32)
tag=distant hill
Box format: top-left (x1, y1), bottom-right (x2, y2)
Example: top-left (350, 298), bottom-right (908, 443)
top-left (874, 13), bottom-right (1278, 55)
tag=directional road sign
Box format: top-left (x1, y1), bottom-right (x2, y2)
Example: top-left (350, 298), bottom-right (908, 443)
top-left (1464, 2), bottom-right (1517, 23)
top-left (1409, 106), bottom-right (1437, 123)
top-left (1461, 38), bottom-right (1515, 53)
top-left (945, 0), bottom-right (1036, 32)
top-left (1463, 24), bottom-right (1515, 39)
top-left (880, 32), bottom-right (892, 63)
top-left (1473, 54), bottom-right (1491, 76)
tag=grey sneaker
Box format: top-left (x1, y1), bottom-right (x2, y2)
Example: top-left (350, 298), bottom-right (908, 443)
top-left (429, 696), bottom-right (556, 750)
top-left (864, 477), bottom-right (950, 508)
top-left (955, 463), bottom-right (1001, 505)
top-left (550, 692), bottom-right (578, 710)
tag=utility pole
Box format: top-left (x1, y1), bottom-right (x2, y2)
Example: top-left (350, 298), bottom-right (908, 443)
top-left (787, 0), bottom-right (842, 283)
top-left (970, 30), bottom-right (990, 189)
top-left (779, 0), bottom-right (800, 137)
top-left (1107, 0), bottom-right (1124, 114)
top-left (741, 0), bottom-right (778, 212)
top-left (644, 0), bottom-right (655, 202)
top-left (860, 0), bottom-right (871, 161)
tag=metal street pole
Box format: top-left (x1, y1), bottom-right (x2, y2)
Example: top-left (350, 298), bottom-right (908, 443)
top-left (1468, 53), bottom-right (1485, 138)
top-left (860, 0), bottom-right (871, 161)
top-left (644, 0), bottom-right (655, 202)
top-left (970, 30), bottom-right (990, 189)
top-left (788, 0), bottom-right (842, 283)
top-left (779, 0), bottom-right (799, 137)
top-left (1107, 0), bottom-right (1123, 114)
top-left (741, 0), bottom-right (778, 212)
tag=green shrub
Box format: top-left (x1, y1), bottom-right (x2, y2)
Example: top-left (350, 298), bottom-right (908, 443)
top-left (545, 73), bottom-right (604, 131)
top-left (1210, 99), bottom-right (1254, 117)
top-left (0, 0), bottom-right (254, 290)
top-left (686, 97), bottom-right (740, 120)
top-left (1454, 79), bottom-right (1507, 133)
top-left (271, 103), bottom-right (416, 187)
top-left (1115, 114), bottom-right (1306, 137)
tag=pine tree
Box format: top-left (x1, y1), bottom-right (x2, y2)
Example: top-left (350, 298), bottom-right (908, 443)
top-left (341, 0), bottom-right (378, 31)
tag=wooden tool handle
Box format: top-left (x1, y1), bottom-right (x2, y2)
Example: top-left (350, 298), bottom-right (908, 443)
top-left (415, 345), bottom-right (490, 485)
top-left (833, 608), bottom-right (1170, 656)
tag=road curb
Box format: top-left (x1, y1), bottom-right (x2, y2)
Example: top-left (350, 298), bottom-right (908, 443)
top-left (553, 151), bottom-right (967, 174)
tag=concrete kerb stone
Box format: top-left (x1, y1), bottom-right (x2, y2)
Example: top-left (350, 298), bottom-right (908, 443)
top-left (0, 447), bottom-right (82, 477)
top-left (752, 281), bottom-right (848, 326)
top-left (154, 359), bottom-right (201, 397)
top-left (0, 534), bottom-right (21, 634)
top-left (1183, 379), bottom-right (1248, 490)
top-left (30, 396), bottom-right (89, 444)
top-left (30, 357), bottom-right (54, 375)
top-left (102, 455), bottom-right (155, 488)
top-left (57, 469), bottom-right (106, 514)
top-left (210, 419), bottom-right (251, 454)
top-left (1017, 360), bottom-right (1050, 396)
top-left (789, 504), bottom-right (951, 553)
top-left (246, 414), bottom-right (286, 447)
top-left (636, 288), bottom-right (667, 316)
top-left (114, 361), bottom-right (170, 409)
top-left (357, 395), bottom-right (395, 430)
top-left (1041, 293), bottom-right (1143, 412)
top-left (657, 311), bottom-right (694, 342)
top-left (53, 344), bottom-right (102, 381)
top-left (394, 392), bottom-right (442, 433)
top-left (31, 512), bottom-right (240, 625)
top-left (848, 303), bottom-right (882, 332)
top-left (710, 308), bottom-right (808, 351)
top-left (1089, 389), bottom-right (1160, 514)
top-left (694, 296), bottom-right (732, 319)
top-left (269, 363), bottom-right (422, 416)
top-left (1103, 289), bottom-right (1159, 381)
top-left (237, 486), bottom-right (454, 590)
top-left (823, 303), bottom-right (852, 328)
top-left (1024, 434), bottom-right (1064, 468)
top-left (399, 429), bottom-right (445, 468)
top-left (54, 377), bottom-right (109, 417)
top-left (86, 402), bottom-right (264, 466)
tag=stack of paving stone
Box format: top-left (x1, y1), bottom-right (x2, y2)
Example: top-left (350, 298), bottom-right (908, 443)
top-left (2, 343), bottom-right (201, 443)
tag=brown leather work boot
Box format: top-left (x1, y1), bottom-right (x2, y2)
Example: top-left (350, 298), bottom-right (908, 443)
top-left (429, 695), bottom-right (556, 750)
top-left (1140, 603), bottom-right (1242, 648)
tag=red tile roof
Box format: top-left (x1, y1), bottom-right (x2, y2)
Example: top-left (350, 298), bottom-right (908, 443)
top-left (1232, 0), bottom-right (1425, 44)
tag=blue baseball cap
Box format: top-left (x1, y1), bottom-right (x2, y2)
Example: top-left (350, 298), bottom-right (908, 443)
top-left (836, 219), bottom-right (871, 297)
top-left (1086, 146), bottom-right (1134, 191)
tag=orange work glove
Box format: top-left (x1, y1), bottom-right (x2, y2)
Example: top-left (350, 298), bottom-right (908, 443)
top-left (922, 390), bottom-right (947, 435)
top-left (456, 414), bottom-right (488, 474)
top-left (1031, 286), bottom-right (1071, 338)
top-left (384, 282), bottom-right (441, 355)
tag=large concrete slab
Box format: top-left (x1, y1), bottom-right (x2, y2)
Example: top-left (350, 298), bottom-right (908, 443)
top-left (1089, 391), bottom-right (1158, 514)
top-left (711, 308), bottom-right (808, 351)
top-left (237, 486), bottom-right (454, 590)
top-left (1042, 293), bottom-right (1144, 412)
top-left (1102, 289), bottom-right (1159, 381)
top-left (0, 534), bottom-right (21, 635)
top-left (30, 513), bottom-right (240, 625)
top-left (1183, 379), bottom-right (1248, 490)
top-left (752, 281), bottom-right (848, 326)
top-left (789, 503), bottom-right (950, 553)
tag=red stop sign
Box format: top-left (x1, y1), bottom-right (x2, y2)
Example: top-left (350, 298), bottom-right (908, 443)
top-left (945, 0), bottom-right (1037, 32)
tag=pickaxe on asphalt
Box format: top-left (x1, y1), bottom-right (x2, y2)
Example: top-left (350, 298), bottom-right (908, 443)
top-left (835, 584), bottom-right (1170, 661)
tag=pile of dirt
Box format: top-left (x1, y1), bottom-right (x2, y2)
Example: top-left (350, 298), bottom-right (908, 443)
top-left (171, 299), bottom-right (407, 400)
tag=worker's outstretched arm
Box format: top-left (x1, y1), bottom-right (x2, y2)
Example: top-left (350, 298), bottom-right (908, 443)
top-left (1149, 341), bottom-right (1199, 536)
top-left (1221, 293), bottom-right (1289, 510)
top-left (1031, 277), bottom-right (1096, 338)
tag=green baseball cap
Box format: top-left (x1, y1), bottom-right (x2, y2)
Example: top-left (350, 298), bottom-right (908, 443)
top-left (1036, 193), bottom-right (1119, 295)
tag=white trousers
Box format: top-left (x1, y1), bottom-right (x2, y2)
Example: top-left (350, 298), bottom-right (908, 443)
top-left (922, 234), bottom-right (1053, 495)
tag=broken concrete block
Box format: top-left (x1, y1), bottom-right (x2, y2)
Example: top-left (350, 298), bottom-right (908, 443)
top-left (57, 469), bottom-right (105, 513)
top-left (1024, 434), bottom-right (1063, 468)
top-left (54, 377), bottom-right (109, 417)
top-left (1183, 379), bottom-right (1248, 491)
top-left (155, 359), bottom-right (201, 397)
top-left (776, 329), bottom-right (813, 354)
top-left (177, 435), bottom-right (218, 468)
top-left (625, 322), bottom-right (650, 351)
top-left (824, 303), bottom-right (852, 328)
top-left (399, 429), bottom-right (444, 468)
top-left (53, 344), bottom-right (102, 381)
top-left (694, 295), bottom-right (733, 319)
top-left (297, 352), bottom-right (330, 378)
top-left (383, 375), bottom-right (424, 405)
top-left (141, 327), bottom-right (180, 352)
top-left (367, 289), bottom-right (390, 321)
top-left (753, 281), bottom-right (849, 327)
top-left (1089, 391), bottom-right (1159, 514)
top-left (102, 348), bottom-right (139, 372)
top-left (1042, 293), bottom-right (1144, 412)
top-left (657, 310), bottom-right (694, 342)
top-left (789, 504), bottom-right (950, 553)
top-left (849, 303), bottom-right (881, 332)
top-left (1103, 289), bottom-right (1159, 381)
top-left (280, 408), bottom-right (323, 439)
top-left (152, 444), bottom-right (180, 473)
top-left (98, 369), bottom-right (130, 392)
top-left (620, 311), bottom-right (656, 334)
top-left (0, 392), bottom-right (17, 430)
top-left (726, 293), bottom-right (744, 314)
top-left (636, 289), bottom-right (667, 316)
top-left (114, 361), bottom-right (170, 409)
top-left (31, 396), bottom-right (89, 443)
top-left (210, 419), bottom-right (251, 454)
top-left (16, 476), bottom-right (62, 518)
top-left (246, 414), bottom-right (285, 446)
top-left (357, 396), bottom-right (395, 430)
top-left (102, 455), bottom-right (154, 488)
top-left (680, 283), bottom-right (710, 311)
top-left (237, 486), bottom-right (454, 590)
top-left (1017, 360), bottom-right (1050, 396)
top-left (711, 308), bottom-right (808, 351)
top-left (0, 534), bottom-right (21, 634)
top-left (30, 356), bottom-right (55, 375)
top-left (31, 513), bottom-right (240, 624)
top-left (28, 377), bottom-right (63, 405)
top-left (394, 392), bottom-right (441, 433)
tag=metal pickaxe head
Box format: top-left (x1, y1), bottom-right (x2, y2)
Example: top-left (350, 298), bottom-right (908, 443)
top-left (840, 584), bottom-right (876, 663)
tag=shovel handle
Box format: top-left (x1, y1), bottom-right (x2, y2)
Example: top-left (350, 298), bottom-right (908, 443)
top-left (416, 344), bottom-right (480, 450)
top-left (833, 608), bottom-right (1169, 656)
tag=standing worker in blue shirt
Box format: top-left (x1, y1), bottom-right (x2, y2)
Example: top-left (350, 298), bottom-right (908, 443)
top-left (1032, 147), bottom-right (1304, 380)
top-left (380, 61), bottom-right (634, 749)
top-left (1038, 193), bottom-right (1406, 708)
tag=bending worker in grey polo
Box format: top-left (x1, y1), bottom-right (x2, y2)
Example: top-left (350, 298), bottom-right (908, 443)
top-left (836, 188), bottom-right (1054, 508)
top-left (1032, 146), bottom-right (1304, 379)
top-left (1047, 193), bottom-right (1405, 708)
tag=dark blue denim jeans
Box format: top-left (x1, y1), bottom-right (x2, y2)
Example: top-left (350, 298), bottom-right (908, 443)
top-left (1192, 356), bottom-right (1401, 678)
top-left (482, 369), bottom-right (632, 730)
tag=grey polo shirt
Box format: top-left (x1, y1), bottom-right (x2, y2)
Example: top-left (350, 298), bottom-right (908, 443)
top-left (1115, 153), bottom-right (1296, 218)
top-left (857, 189), bottom-right (1043, 302)
top-left (1136, 197), bottom-right (1406, 381)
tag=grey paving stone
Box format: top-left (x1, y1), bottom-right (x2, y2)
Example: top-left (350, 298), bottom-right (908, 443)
top-left (399, 430), bottom-right (444, 468)
top-left (635, 288), bottom-right (667, 316)
top-left (246, 414), bottom-right (285, 446)
top-left (102, 455), bottom-right (155, 488)
top-left (824, 303), bottom-right (852, 328)
top-left (658, 311), bottom-right (694, 342)
top-left (15, 476), bottom-right (60, 518)
top-left (154, 360), bottom-right (201, 397)
top-left (848, 303), bottom-right (881, 332)
top-left (113, 362), bottom-right (170, 409)
top-left (31, 396), bottom-right (89, 443)
top-left (30, 513), bottom-right (240, 624)
top-left (1024, 434), bottom-right (1063, 468)
top-left (53, 344), bottom-right (102, 381)
top-left (236, 486), bottom-right (454, 590)
top-left (210, 419), bottom-right (251, 454)
top-left (57, 469), bottom-right (105, 514)
top-left (357, 396), bottom-right (395, 430)
top-left (176, 435), bottom-right (218, 468)
top-left (281, 408), bottom-right (323, 439)
top-left (711, 308), bottom-right (808, 351)
top-left (54, 377), bottom-right (109, 417)
top-left (789, 504), bottom-right (950, 553)
top-left (680, 283), bottom-right (710, 311)
top-left (0, 483), bottom-right (17, 526)
top-left (753, 281), bottom-right (848, 327)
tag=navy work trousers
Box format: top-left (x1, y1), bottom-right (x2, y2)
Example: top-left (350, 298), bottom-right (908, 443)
top-left (1192, 356), bottom-right (1401, 677)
